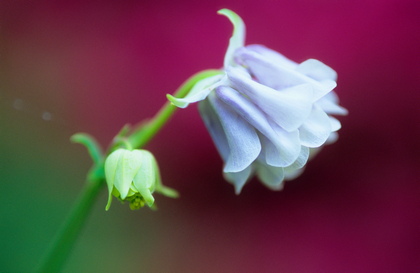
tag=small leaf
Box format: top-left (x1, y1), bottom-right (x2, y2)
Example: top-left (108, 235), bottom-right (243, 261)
top-left (71, 133), bottom-right (103, 165)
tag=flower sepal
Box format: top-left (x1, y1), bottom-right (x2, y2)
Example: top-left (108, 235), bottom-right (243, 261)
top-left (104, 148), bottom-right (178, 211)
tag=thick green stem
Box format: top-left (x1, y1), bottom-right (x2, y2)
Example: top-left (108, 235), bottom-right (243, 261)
top-left (128, 69), bottom-right (220, 149)
top-left (37, 166), bottom-right (105, 273)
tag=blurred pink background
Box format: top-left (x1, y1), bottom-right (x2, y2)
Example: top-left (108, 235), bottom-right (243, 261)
top-left (1, 0), bottom-right (418, 272)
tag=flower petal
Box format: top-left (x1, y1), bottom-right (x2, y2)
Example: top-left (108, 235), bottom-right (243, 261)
top-left (132, 150), bottom-right (155, 188)
top-left (104, 149), bottom-right (120, 193)
top-left (132, 150), bottom-right (155, 207)
top-left (235, 48), bottom-right (335, 101)
top-left (227, 66), bottom-right (313, 131)
top-left (104, 149), bottom-right (124, 210)
top-left (299, 106), bottom-right (332, 148)
top-left (167, 74), bottom-right (224, 108)
top-left (218, 9), bottom-right (245, 67)
top-left (235, 47), bottom-right (300, 90)
top-left (255, 162), bottom-right (285, 190)
top-left (114, 150), bottom-right (141, 200)
top-left (258, 127), bottom-right (301, 167)
top-left (224, 166), bottom-right (253, 194)
top-left (326, 132), bottom-right (339, 144)
top-left (295, 59), bottom-right (337, 81)
top-left (198, 98), bottom-right (230, 161)
top-left (287, 145), bottom-right (309, 170)
top-left (329, 116), bottom-right (341, 132)
top-left (208, 92), bottom-right (261, 173)
top-left (216, 86), bottom-right (301, 167)
top-left (241, 45), bottom-right (298, 70)
top-left (316, 91), bottom-right (348, 115)
top-left (200, 98), bottom-right (256, 192)
top-left (201, 97), bottom-right (259, 193)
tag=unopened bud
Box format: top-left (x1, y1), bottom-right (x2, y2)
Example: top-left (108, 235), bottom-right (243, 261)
top-left (104, 149), bottom-right (178, 210)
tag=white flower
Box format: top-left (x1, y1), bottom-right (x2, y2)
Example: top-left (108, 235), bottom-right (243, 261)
top-left (168, 9), bottom-right (347, 193)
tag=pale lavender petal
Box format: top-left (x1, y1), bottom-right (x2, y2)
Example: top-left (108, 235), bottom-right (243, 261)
top-left (311, 80), bottom-right (337, 102)
top-left (299, 106), bottom-right (332, 148)
top-left (255, 162), bottom-right (285, 190)
top-left (235, 47), bottom-right (303, 90)
top-left (296, 59), bottom-right (337, 81)
top-left (317, 99), bottom-right (348, 115)
top-left (316, 91), bottom-right (348, 115)
top-left (242, 44), bottom-right (298, 70)
top-left (287, 146), bottom-right (309, 170)
top-left (227, 66), bottom-right (313, 131)
top-left (235, 48), bottom-right (336, 101)
top-left (322, 90), bottom-right (340, 103)
top-left (200, 97), bottom-right (258, 185)
top-left (269, 120), bottom-right (302, 166)
top-left (216, 87), bottom-right (301, 166)
top-left (215, 86), bottom-right (275, 138)
top-left (329, 116), bottom-right (342, 132)
top-left (259, 127), bottom-right (301, 167)
top-left (198, 98), bottom-right (230, 161)
top-left (224, 166), bottom-right (253, 194)
top-left (326, 132), bottom-right (339, 144)
top-left (208, 92), bottom-right (261, 173)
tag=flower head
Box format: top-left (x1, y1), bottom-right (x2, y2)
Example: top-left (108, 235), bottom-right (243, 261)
top-left (168, 9), bottom-right (347, 193)
top-left (104, 148), bottom-right (178, 210)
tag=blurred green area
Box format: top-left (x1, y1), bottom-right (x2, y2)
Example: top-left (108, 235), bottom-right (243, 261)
top-left (0, 96), bottom-right (175, 272)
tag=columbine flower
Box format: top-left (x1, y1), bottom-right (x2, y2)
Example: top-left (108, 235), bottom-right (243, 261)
top-left (168, 9), bottom-right (347, 193)
top-left (104, 148), bottom-right (178, 210)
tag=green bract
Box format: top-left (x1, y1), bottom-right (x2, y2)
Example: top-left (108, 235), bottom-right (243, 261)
top-left (104, 149), bottom-right (178, 210)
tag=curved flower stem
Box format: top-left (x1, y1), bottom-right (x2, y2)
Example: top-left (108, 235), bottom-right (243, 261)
top-left (36, 69), bottom-right (220, 272)
top-left (37, 166), bottom-right (104, 273)
top-left (128, 69), bottom-right (221, 149)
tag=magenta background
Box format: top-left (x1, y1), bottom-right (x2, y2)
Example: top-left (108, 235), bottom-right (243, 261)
top-left (0, 0), bottom-right (419, 272)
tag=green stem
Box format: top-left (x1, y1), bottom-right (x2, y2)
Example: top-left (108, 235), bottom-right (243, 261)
top-left (37, 166), bottom-right (105, 273)
top-left (36, 69), bottom-right (220, 272)
top-left (128, 69), bottom-right (220, 149)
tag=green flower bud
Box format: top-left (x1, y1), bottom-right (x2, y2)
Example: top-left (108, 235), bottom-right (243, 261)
top-left (104, 148), bottom-right (178, 210)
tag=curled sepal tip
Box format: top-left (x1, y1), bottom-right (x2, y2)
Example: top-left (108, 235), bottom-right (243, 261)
top-left (104, 148), bottom-right (178, 211)
top-left (70, 133), bottom-right (103, 165)
top-left (166, 73), bottom-right (224, 109)
top-left (217, 9), bottom-right (245, 67)
top-left (167, 70), bottom-right (223, 109)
